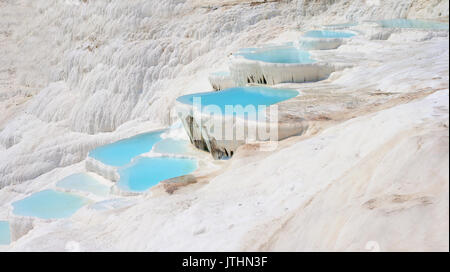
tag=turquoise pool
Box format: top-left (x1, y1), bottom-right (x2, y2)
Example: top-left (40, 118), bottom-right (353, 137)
top-left (57, 173), bottom-right (110, 196)
top-left (89, 131), bottom-right (164, 166)
top-left (0, 221), bottom-right (10, 245)
top-left (12, 190), bottom-right (89, 219)
top-left (177, 87), bottom-right (298, 114)
top-left (377, 19), bottom-right (449, 30)
top-left (323, 22), bottom-right (357, 29)
top-left (236, 47), bottom-right (259, 53)
top-left (152, 138), bottom-right (190, 155)
top-left (303, 30), bottom-right (356, 38)
top-left (117, 157), bottom-right (198, 192)
top-left (211, 71), bottom-right (230, 77)
top-left (236, 47), bottom-right (314, 64)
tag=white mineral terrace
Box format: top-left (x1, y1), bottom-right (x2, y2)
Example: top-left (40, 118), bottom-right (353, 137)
top-left (229, 48), bottom-right (336, 85)
top-left (208, 71), bottom-right (236, 91)
top-left (0, 0), bottom-right (448, 251)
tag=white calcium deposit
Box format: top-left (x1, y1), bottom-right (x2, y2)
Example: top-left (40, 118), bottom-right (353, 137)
top-left (0, 0), bottom-right (448, 251)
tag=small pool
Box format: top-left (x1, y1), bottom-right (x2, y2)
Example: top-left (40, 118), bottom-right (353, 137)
top-left (177, 87), bottom-right (298, 114)
top-left (303, 30), bottom-right (356, 38)
top-left (12, 190), bottom-right (89, 219)
top-left (89, 198), bottom-right (135, 211)
top-left (152, 138), bottom-right (190, 155)
top-left (57, 173), bottom-right (110, 196)
top-left (210, 71), bottom-right (230, 77)
top-left (236, 46), bottom-right (314, 64)
top-left (117, 157), bottom-right (198, 192)
top-left (377, 19), bottom-right (449, 30)
top-left (89, 131), bottom-right (163, 166)
top-left (0, 221), bottom-right (10, 245)
top-left (323, 22), bottom-right (357, 29)
top-left (236, 47), bottom-right (259, 53)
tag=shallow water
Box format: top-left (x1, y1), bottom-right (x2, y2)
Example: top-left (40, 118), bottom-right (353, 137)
top-left (378, 19), bottom-right (449, 29)
top-left (236, 47), bottom-right (259, 54)
top-left (152, 138), bottom-right (190, 155)
top-left (0, 221), bottom-right (10, 245)
top-left (298, 39), bottom-right (335, 50)
top-left (12, 190), bottom-right (89, 219)
top-left (303, 30), bottom-right (356, 38)
top-left (236, 46), bottom-right (314, 64)
top-left (57, 173), bottom-right (110, 196)
top-left (323, 22), bottom-right (357, 29)
top-left (177, 87), bottom-right (298, 115)
top-left (211, 71), bottom-right (230, 77)
top-left (89, 198), bottom-right (136, 211)
top-left (117, 157), bottom-right (198, 192)
top-left (89, 131), bottom-right (163, 166)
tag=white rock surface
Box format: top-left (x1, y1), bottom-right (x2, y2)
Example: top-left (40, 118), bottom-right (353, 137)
top-left (208, 72), bottom-right (236, 90)
top-left (0, 0), bottom-right (448, 251)
top-left (229, 53), bottom-right (335, 85)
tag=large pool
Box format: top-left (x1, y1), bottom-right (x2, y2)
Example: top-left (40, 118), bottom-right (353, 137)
top-left (303, 30), bottom-right (356, 38)
top-left (12, 190), bottom-right (90, 219)
top-left (89, 131), bottom-right (163, 166)
top-left (236, 46), bottom-right (314, 64)
top-left (377, 19), bottom-right (449, 30)
top-left (117, 157), bottom-right (198, 192)
top-left (57, 173), bottom-right (110, 196)
top-left (0, 221), bottom-right (10, 245)
top-left (177, 87), bottom-right (298, 114)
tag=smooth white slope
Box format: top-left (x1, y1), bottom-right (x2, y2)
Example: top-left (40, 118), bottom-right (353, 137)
top-left (0, 0), bottom-right (296, 187)
top-left (0, 0), bottom-right (448, 251)
top-left (8, 89), bottom-right (448, 251)
top-left (6, 37), bottom-right (449, 251)
top-left (1, 0), bottom-right (448, 187)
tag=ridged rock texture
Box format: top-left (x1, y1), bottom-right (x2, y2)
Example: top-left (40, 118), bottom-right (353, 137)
top-left (0, 0), bottom-right (448, 251)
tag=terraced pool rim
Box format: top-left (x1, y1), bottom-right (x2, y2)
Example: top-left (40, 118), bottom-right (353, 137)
top-left (234, 46), bottom-right (315, 64)
top-left (177, 86), bottom-right (299, 115)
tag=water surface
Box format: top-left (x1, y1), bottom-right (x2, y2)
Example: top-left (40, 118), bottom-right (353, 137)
top-left (236, 47), bottom-right (314, 64)
top-left (177, 87), bottom-right (298, 114)
top-left (0, 221), bottom-right (10, 245)
top-left (152, 138), bottom-right (190, 155)
top-left (117, 157), bottom-right (198, 192)
top-left (89, 131), bottom-right (163, 166)
top-left (378, 19), bottom-right (449, 29)
top-left (57, 173), bottom-right (110, 196)
top-left (211, 71), bottom-right (230, 77)
top-left (12, 190), bottom-right (89, 219)
top-left (323, 22), bottom-right (357, 29)
top-left (304, 30), bottom-right (356, 38)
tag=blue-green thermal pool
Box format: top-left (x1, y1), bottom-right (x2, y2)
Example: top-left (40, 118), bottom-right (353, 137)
top-left (211, 71), bottom-right (230, 77)
top-left (177, 86), bottom-right (298, 114)
top-left (303, 30), bottom-right (356, 38)
top-left (89, 131), bottom-right (163, 166)
top-left (236, 47), bottom-right (314, 64)
top-left (323, 22), bottom-right (357, 29)
top-left (377, 19), bottom-right (449, 29)
top-left (57, 173), bottom-right (110, 196)
top-left (0, 221), bottom-right (10, 245)
top-left (12, 190), bottom-right (89, 219)
top-left (117, 157), bottom-right (198, 192)
top-left (152, 138), bottom-right (190, 155)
